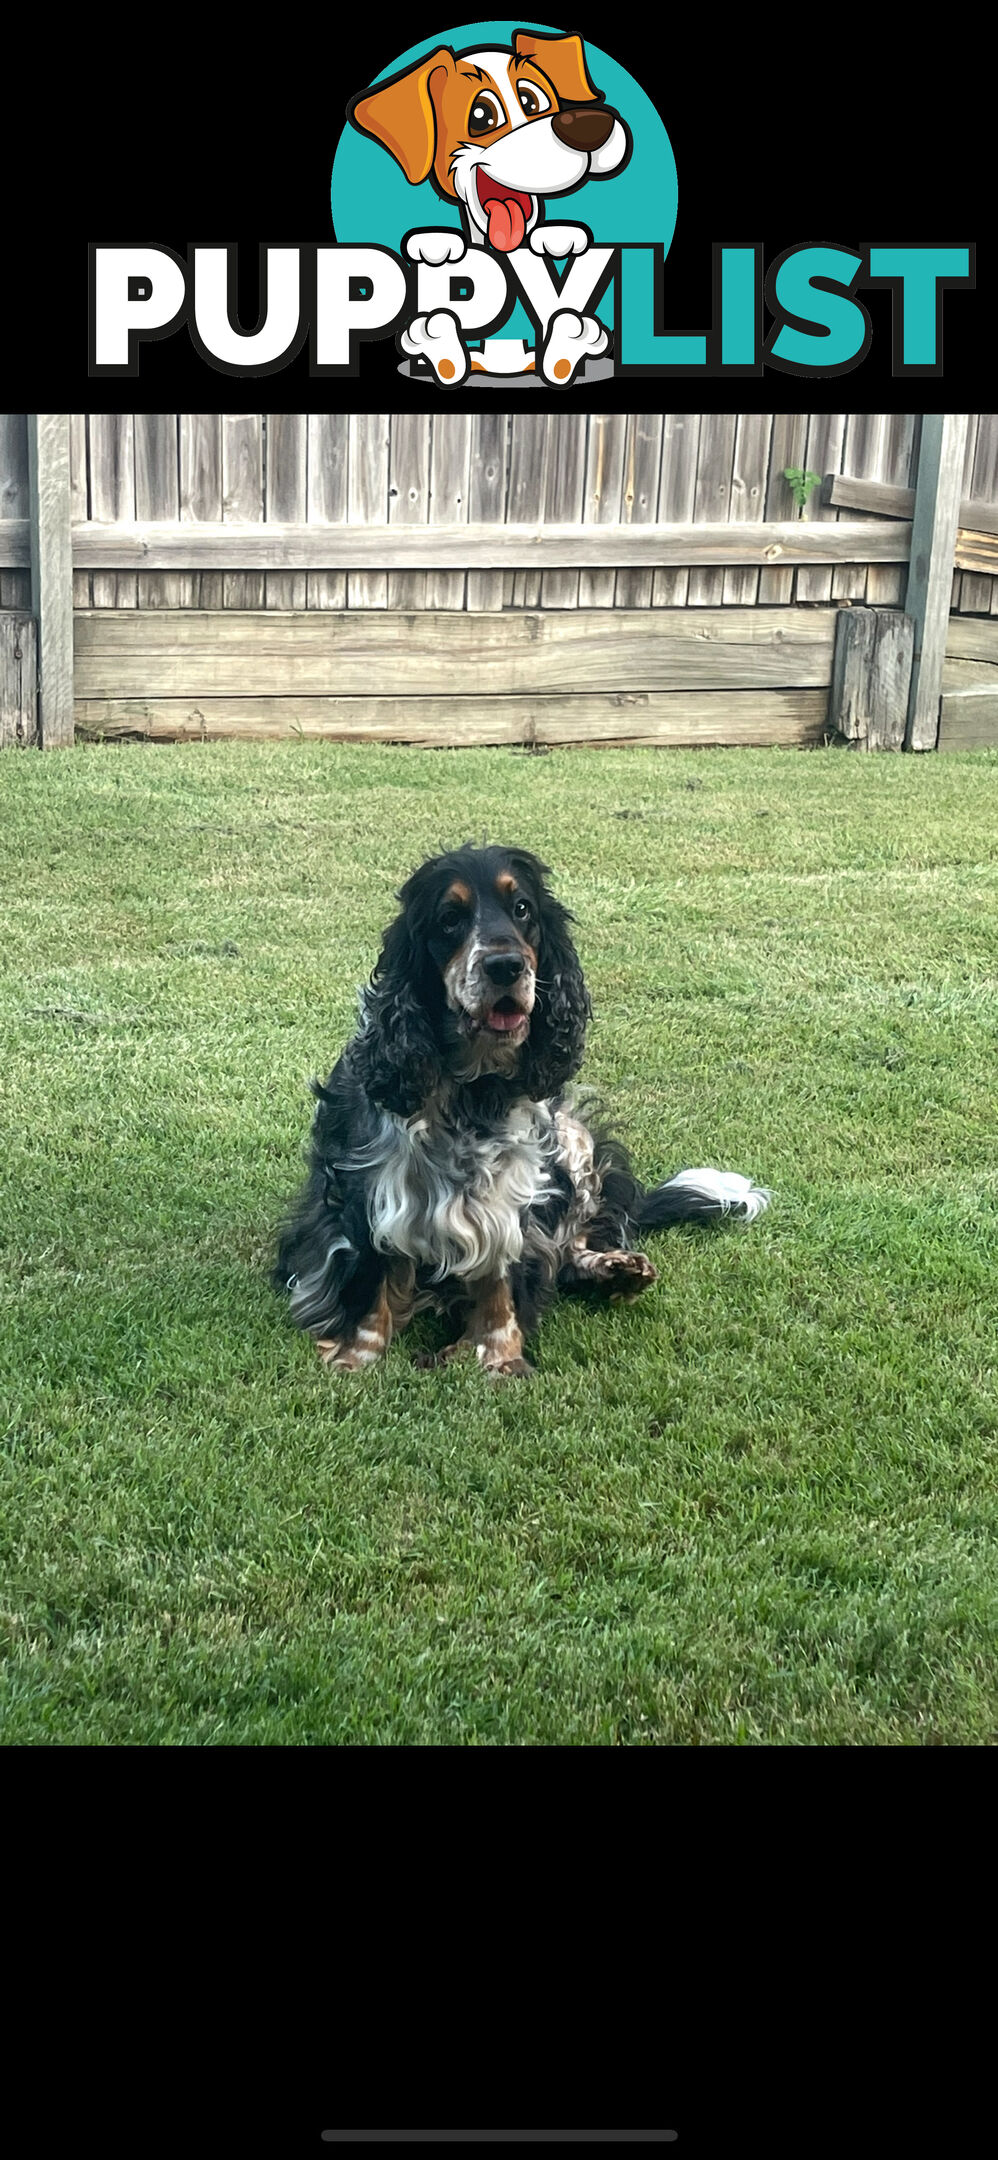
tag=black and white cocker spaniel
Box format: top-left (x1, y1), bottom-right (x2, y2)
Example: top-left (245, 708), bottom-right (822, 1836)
top-left (274, 845), bottom-right (768, 1376)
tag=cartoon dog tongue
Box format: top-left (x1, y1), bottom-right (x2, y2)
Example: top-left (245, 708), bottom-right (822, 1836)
top-left (478, 176), bottom-right (531, 252)
top-left (486, 194), bottom-right (527, 251)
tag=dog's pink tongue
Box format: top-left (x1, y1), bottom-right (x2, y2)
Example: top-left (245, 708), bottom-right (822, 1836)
top-left (486, 1005), bottom-right (523, 1031)
top-left (486, 194), bottom-right (527, 252)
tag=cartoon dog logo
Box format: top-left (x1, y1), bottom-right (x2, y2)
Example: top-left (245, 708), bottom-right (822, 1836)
top-left (348, 29), bottom-right (630, 384)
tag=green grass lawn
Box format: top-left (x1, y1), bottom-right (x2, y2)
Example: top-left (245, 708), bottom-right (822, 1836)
top-left (2, 739), bottom-right (998, 1744)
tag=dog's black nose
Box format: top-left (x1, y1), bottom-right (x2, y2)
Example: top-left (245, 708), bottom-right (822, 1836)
top-left (483, 951), bottom-right (525, 987)
top-left (551, 104), bottom-right (617, 152)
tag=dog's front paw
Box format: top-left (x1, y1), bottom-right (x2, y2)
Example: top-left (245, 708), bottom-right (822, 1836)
top-left (399, 309), bottom-right (470, 385)
top-left (606, 1250), bottom-right (658, 1303)
top-left (485, 1355), bottom-right (536, 1381)
top-left (528, 224), bottom-right (589, 258)
top-left (541, 308), bottom-right (609, 386)
top-left (405, 230), bottom-right (467, 266)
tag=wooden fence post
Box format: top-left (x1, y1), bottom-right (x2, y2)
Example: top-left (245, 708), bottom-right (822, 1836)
top-left (904, 414), bottom-right (969, 751)
top-left (828, 607), bottom-right (914, 749)
top-left (0, 614), bottom-right (38, 746)
top-left (27, 413), bottom-right (74, 748)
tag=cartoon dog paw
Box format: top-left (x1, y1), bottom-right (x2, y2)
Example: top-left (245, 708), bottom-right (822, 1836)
top-left (528, 225), bottom-right (590, 258)
top-left (540, 308), bottom-right (609, 386)
top-left (405, 230), bottom-right (468, 267)
top-left (399, 309), bottom-right (470, 384)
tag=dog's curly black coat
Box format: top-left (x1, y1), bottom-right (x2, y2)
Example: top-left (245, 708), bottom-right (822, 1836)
top-left (274, 845), bottom-right (768, 1375)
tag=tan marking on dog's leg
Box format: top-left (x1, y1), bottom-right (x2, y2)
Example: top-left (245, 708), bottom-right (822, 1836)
top-left (439, 1278), bottom-right (534, 1378)
top-left (316, 1281), bottom-right (393, 1371)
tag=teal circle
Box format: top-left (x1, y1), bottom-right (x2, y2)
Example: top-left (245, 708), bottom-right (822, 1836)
top-left (330, 22), bottom-right (677, 345)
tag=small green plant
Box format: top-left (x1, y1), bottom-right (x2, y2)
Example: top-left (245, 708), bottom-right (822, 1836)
top-left (783, 466), bottom-right (823, 515)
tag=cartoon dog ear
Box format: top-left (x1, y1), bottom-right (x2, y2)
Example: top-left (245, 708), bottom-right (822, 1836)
top-left (349, 48), bottom-right (455, 185)
top-left (513, 29), bottom-right (601, 104)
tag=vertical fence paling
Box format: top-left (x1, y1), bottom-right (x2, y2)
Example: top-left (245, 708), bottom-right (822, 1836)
top-left (347, 415), bottom-right (390, 610)
top-left (757, 415), bottom-right (807, 606)
top-left (615, 414), bottom-right (665, 609)
top-left (427, 412), bottom-right (472, 611)
top-left (466, 411), bottom-right (507, 611)
top-left (26, 415), bottom-right (73, 749)
top-left (905, 414), bottom-right (970, 751)
top-left (653, 411), bottom-right (701, 608)
top-left (580, 414), bottom-right (627, 608)
top-left (0, 412), bottom-right (31, 613)
top-left (225, 415), bottom-right (266, 609)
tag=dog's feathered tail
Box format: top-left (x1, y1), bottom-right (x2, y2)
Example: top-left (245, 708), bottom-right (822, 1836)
top-left (637, 1167), bottom-right (770, 1228)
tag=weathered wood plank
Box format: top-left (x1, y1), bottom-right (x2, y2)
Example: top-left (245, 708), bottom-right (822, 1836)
top-left (0, 412), bottom-right (30, 611)
top-left (827, 606), bottom-right (914, 750)
top-left (945, 615), bottom-right (998, 663)
top-left (265, 413), bottom-right (306, 610)
top-left (831, 412), bottom-right (885, 604)
top-left (865, 412), bottom-right (917, 607)
top-left (953, 415), bottom-right (976, 611)
top-left (941, 655), bottom-right (998, 692)
top-left (758, 414), bottom-right (810, 605)
top-left (427, 413), bottom-right (471, 610)
top-left (954, 530), bottom-right (998, 576)
top-left (74, 605), bottom-right (837, 700)
top-left (615, 414), bottom-right (665, 608)
top-left (938, 688), bottom-right (998, 749)
top-left (466, 412), bottom-right (507, 611)
top-left (60, 519), bottom-right (915, 571)
top-left (723, 412), bottom-right (771, 606)
top-left (223, 415), bottom-right (265, 609)
top-left (939, 653), bottom-right (998, 747)
top-left (579, 414), bottom-right (627, 607)
top-left (69, 415), bottom-right (90, 609)
top-left (507, 412), bottom-right (549, 607)
top-left (347, 414), bottom-right (389, 608)
top-left (388, 412), bottom-right (430, 610)
top-left (959, 413), bottom-right (998, 615)
top-left (28, 415), bottom-right (74, 748)
top-left (0, 612), bottom-right (37, 747)
top-left (649, 413), bottom-right (697, 609)
top-left (795, 412), bottom-right (845, 604)
top-left (824, 468), bottom-right (998, 536)
top-left (89, 414), bottom-right (136, 606)
top-left (74, 685), bottom-right (829, 748)
top-left (541, 413), bottom-right (587, 608)
top-left (134, 415), bottom-right (183, 609)
top-left (688, 413), bottom-right (736, 606)
top-left (905, 414), bottom-right (970, 749)
top-left (180, 412), bottom-right (222, 607)
top-left (305, 414), bottom-right (348, 611)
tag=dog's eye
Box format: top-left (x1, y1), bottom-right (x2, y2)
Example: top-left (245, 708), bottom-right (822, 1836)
top-left (439, 905), bottom-right (467, 936)
top-left (517, 83), bottom-right (551, 118)
top-left (468, 94), bottom-right (505, 134)
top-left (512, 896), bottom-right (531, 922)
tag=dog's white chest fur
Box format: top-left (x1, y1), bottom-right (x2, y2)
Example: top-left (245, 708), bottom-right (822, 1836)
top-left (364, 1102), bottom-right (554, 1283)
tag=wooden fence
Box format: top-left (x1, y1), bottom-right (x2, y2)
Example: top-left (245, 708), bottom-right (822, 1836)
top-left (2, 412), bottom-right (997, 752)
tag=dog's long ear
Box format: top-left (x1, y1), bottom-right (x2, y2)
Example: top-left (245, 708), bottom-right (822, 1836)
top-left (513, 29), bottom-right (601, 104)
top-left (352, 904), bottom-right (443, 1118)
top-left (518, 859), bottom-right (592, 1101)
top-left (349, 48), bottom-right (455, 184)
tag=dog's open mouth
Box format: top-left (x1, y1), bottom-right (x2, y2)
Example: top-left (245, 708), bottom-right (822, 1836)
top-left (484, 996), bottom-right (528, 1034)
top-left (476, 170), bottom-right (533, 252)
